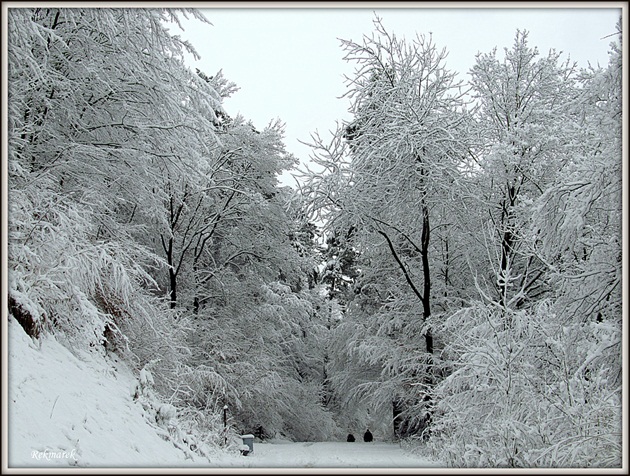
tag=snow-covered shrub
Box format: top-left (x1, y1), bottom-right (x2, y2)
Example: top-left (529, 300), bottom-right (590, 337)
top-left (427, 300), bottom-right (622, 468)
top-left (176, 406), bottom-right (234, 454)
top-left (156, 403), bottom-right (177, 429)
top-left (182, 277), bottom-right (339, 442)
top-left (273, 379), bottom-right (341, 442)
top-left (226, 374), bottom-right (341, 443)
top-left (8, 183), bottom-right (152, 347)
top-left (129, 363), bottom-right (214, 461)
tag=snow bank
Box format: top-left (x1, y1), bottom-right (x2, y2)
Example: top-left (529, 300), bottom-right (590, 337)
top-left (6, 316), bottom-right (200, 468)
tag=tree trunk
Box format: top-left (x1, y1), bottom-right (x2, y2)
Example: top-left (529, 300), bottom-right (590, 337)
top-left (498, 184), bottom-right (517, 310)
top-left (420, 203), bottom-right (433, 354)
top-left (392, 398), bottom-right (404, 439)
top-left (169, 265), bottom-right (177, 309)
top-left (162, 235), bottom-right (177, 309)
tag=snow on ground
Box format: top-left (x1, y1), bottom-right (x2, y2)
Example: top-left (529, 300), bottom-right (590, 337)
top-left (209, 440), bottom-right (442, 469)
top-left (6, 315), bottom-right (200, 468)
top-left (5, 315), bottom-right (441, 470)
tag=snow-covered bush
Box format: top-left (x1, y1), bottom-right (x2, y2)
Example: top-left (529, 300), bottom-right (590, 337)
top-left (427, 300), bottom-right (622, 467)
top-left (129, 363), bottom-right (224, 461)
top-left (8, 182), bottom-right (155, 348)
top-left (282, 380), bottom-right (343, 442)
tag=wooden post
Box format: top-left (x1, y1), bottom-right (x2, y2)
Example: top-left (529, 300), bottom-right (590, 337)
top-left (223, 405), bottom-right (228, 446)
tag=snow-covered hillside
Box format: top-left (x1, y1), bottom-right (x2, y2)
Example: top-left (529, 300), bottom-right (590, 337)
top-left (7, 315), bottom-right (209, 468)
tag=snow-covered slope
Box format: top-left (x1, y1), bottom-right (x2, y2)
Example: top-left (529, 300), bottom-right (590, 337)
top-left (6, 315), bottom-right (201, 468)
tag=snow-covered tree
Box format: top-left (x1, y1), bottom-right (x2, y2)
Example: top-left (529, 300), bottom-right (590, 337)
top-left (181, 181), bottom-right (339, 440)
top-left (303, 16), bottom-right (473, 439)
top-left (7, 6), bottom-right (335, 446)
top-left (466, 30), bottom-right (581, 310)
top-left (7, 7), bottom-right (217, 345)
top-left (427, 26), bottom-right (623, 467)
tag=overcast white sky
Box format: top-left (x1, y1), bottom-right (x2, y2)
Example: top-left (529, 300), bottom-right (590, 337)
top-left (174, 4), bottom-right (622, 186)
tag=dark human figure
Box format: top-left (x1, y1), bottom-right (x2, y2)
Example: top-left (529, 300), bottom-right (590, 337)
top-left (347, 433), bottom-right (355, 442)
top-left (363, 428), bottom-right (373, 442)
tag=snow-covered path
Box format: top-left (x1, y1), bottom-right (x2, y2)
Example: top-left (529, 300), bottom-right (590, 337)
top-left (209, 440), bottom-right (441, 469)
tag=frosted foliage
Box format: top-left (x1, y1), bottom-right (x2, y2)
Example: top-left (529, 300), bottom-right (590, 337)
top-left (429, 301), bottom-right (621, 467)
top-left (530, 36), bottom-right (622, 326)
top-left (8, 183), bottom-right (156, 347)
top-left (186, 275), bottom-right (338, 441)
top-left (424, 29), bottom-right (622, 468)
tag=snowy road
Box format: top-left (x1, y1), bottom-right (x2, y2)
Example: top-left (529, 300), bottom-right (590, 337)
top-left (209, 440), bottom-right (442, 469)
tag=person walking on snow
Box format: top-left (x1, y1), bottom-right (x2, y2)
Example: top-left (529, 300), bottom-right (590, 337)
top-left (363, 428), bottom-right (373, 442)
